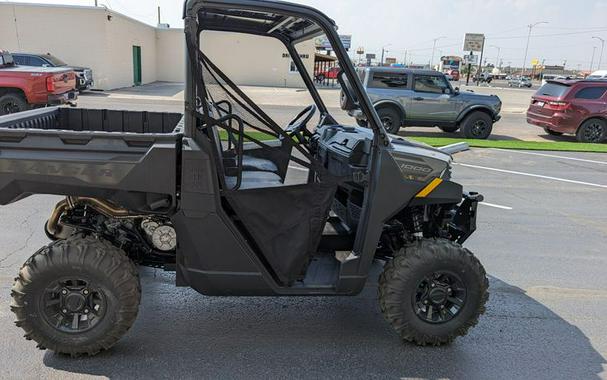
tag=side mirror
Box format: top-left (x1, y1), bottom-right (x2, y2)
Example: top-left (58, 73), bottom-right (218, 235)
top-left (454, 87), bottom-right (460, 95)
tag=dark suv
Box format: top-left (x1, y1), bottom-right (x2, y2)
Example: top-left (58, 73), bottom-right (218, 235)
top-left (11, 53), bottom-right (94, 92)
top-left (527, 80), bottom-right (607, 143)
top-left (345, 67), bottom-right (502, 139)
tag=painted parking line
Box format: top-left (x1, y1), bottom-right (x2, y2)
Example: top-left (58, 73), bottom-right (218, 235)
top-left (480, 202), bottom-right (513, 210)
top-left (454, 162), bottom-right (607, 189)
top-left (491, 148), bottom-right (607, 165)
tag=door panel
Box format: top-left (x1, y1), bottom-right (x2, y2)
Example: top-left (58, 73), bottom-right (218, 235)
top-left (132, 46), bottom-right (142, 86)
top-left (408, 75), bottom-right (456, 123)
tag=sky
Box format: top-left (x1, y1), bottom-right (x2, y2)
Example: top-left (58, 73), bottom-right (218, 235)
top-left (5, 0), bottom-right (607, 71)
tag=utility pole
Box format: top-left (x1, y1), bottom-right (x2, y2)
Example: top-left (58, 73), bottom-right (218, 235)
top-left (94, 0), bottom-right (98, 5)
top-left (157, 6), bottom-right (161, 25)
top-left (380, 44), bottom-right (391, 67)
top-left (476, 38), bottom-right (485, 85)
top-left (522, 21), bottom-right (548, 77)
top-left (403, 50), bottom-right (407, 66)
top-left (430, 36), bottom-right (446, 70)
top-left (592, 36), bottom-right (605, 70)
top-left (590, 46), bottom-right (597, 72)
top-left (490, 45), bottom-right (501, 70)
top-left (562, 59), bottom-right (567, 75)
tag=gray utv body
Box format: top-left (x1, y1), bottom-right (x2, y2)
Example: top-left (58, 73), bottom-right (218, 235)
top-left (0, 0), bottom-right (481, 297)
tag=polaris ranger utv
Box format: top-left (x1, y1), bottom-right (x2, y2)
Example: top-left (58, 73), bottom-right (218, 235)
top-left (2, 0), bottom-right (488, 356)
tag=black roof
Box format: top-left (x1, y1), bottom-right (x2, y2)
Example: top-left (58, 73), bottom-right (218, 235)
top-left (184, 0), bottom-right (335, 43)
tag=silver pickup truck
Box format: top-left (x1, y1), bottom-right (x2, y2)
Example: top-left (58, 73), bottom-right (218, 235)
top-left (344, 67), bottom-right (502, 139)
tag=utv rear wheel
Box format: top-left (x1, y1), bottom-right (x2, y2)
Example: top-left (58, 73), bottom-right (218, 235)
top-left (461, 111), bottom-right (493, 139)
top-left (379, 238), bottom-right (488, 346)
top-left (0, 93), bottom-right (28, 115)
top-left (576, 118), bottom-right (606, 143)
top-left (439, 125), bottom-right (459, 133)
top-left (10, 235), bottom-right (141, 356)
top-left (377, 107), bottom-right (402, 134)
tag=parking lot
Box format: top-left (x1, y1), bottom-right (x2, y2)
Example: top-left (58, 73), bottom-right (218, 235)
top-left (1, 105), bottom-right (606, 378)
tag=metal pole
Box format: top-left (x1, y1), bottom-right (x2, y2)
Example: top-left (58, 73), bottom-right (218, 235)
top-left (590, 47), bottom-right (596, 72)
top-left (466, 51), bottom-right (473, 86)
top-left (157, 6), bottom-right (161, 25)
top-left (429, 36), bottom-right (446, 70)
top-left (593, 37), bottom-right (605, 70)
top-left (476, 38), bottom-right (485, 84)
top-left (522, 21), bottom-right (548, 78)
top-left (380, 48), bottom-right (385, 66)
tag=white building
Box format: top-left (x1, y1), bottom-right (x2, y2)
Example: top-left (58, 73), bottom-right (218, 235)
top-left (0, 2), bottom-right (315, 90)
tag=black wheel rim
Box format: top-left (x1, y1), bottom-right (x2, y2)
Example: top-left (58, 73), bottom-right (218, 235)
top-left (583, 122), bottom-right (605, 142)
top-left (412, 271), bottom-right (467, 324)
top-left (381, 116), bottom-right (394, 130)
top-left (471, 119), bottom-right (488, 137)
top-left (40, 278), bottom-right (107, 334)
top-left (1, 101), bottom-right (21, 115)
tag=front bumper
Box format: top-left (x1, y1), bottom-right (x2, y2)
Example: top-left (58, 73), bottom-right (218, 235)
top-left (48, 90), bottom-right (78, 106)
top-left (449, 192), bottom-right (483, 244)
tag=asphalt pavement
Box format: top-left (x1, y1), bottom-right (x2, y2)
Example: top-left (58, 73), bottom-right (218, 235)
top-left (1, 147), bottom-right (606, 379)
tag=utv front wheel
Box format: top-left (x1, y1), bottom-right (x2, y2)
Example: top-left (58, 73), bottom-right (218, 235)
top-left (379, 238), bottom-right (488, 346)
top-left (10, 235), bottom-right (141, 356)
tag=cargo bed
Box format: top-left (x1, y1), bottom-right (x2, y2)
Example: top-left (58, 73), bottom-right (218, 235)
top-left (0, 107), bottom-right (184, 212)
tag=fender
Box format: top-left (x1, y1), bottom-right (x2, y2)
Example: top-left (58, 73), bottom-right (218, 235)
top-left (373, 99), bottom-right (406, 122)
top-left (456, 104), bottom-right (498, 123)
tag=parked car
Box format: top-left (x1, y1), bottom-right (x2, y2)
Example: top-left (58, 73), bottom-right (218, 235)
top-left (315, 66), bottom-right (340, 82)
top-left (527, 79), bottom-right (607, 143)
top-left (11, 52), bottom-right (93, 91)
top-left (587, 70), bottom-right (607, 80)
top-left (0, 50), bottom-right (77, 115)
top-left (474, 72), bottom-right (493, 83)
top-left (509, 76), bottom-right (532, 88)
top-left (344, 67), bottom-right (502, 139)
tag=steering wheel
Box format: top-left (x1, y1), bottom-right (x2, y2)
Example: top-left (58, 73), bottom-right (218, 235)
top-left (284, 104), bottom-right (317, 144)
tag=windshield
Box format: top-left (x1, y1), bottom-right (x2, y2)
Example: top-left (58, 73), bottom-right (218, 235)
top-left (44, 54), bottom-right (67, 66)
top-left (536, 82), bottom-right (570, 98)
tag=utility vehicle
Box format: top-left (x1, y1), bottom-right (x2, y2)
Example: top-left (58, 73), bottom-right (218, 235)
top-left (3, 0), bottom-right (488, 356)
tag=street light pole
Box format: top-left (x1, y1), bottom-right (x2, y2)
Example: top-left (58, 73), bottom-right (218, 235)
top-left (380, 44), bottom-right (391, 67)
top-left (592, 36), bottom-right (605, 70)
top-left (522, 21), bottom-right (548, 77)
top-left (490, 45), bottom-right (501, 70)
top-left (590, 46), bottom-right (597, 72)
top-left (430, 36), bottom-right (446, 70)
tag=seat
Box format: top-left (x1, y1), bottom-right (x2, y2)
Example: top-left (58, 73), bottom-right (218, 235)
top-left (209, 102), bottom-right (279, 173)
top-left (225, 171), bottom-right (283, 190)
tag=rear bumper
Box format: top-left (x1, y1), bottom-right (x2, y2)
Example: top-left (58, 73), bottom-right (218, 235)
top-left (526, 110), bottom-right (577, 133)
top-left (449, 192), bottom-right (483, 244)
top-left (48, 91), bottom-right (78, 106)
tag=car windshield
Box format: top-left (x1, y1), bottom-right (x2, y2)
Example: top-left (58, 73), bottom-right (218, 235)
top-left (536, 82), bottom-right (570, 98)
top-left (44, 54), bottom-right (67, 66)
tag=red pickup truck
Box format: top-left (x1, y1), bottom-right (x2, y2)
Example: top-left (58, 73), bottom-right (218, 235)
top-left (0, 50), bottom-right (77, 115)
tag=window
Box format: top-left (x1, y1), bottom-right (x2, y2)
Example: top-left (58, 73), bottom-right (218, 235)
top-left (30, 57), bottom-right (47, 66)
top-left (574, 87), bottom-right (607, 100)
top-left (12, 55), bottom-right (29, 66)
top-left (369, 72), bottom-right (408, 89)
top-left (537, 82), bottom-right (570, 98)
top-left (414, 75), bottom-right (449, 94)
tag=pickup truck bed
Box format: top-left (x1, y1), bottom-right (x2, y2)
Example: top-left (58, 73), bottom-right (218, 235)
top-left (0, 107), bottom-right (183, 212)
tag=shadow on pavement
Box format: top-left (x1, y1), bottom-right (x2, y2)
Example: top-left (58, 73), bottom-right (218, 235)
top-left (44, 269), bottom-right (605, 379)
top-left (400, 129), bottom-right (522, 141)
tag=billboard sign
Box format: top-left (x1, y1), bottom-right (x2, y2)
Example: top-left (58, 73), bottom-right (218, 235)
top-left (463, 54), bottom-right (478, 65)
top-left (315, 35), bottom-right (352, 50)
top-left (463, 33), bottom-right (485, 52)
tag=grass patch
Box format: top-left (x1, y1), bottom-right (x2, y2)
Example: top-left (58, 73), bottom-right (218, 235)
top-left (219, 131), bottom-right (607, 153)
top-left (409, 137), bottom-right (607, 153)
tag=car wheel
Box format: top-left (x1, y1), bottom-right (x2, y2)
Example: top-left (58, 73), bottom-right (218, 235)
top-left (543, 127), bottom-right (563, 136)
top-left (461, 111), bottom-right (493, 139)
top-left (439, 125), bottom-right (459, 133)
top-left (576, 118), bottom-right (607, 143)
top-left (376, 107), bottom-right (402, 134)
top-left (379, 238), bottom-right (489, 346)
top-left (0, 93), bottom-right (28, 115)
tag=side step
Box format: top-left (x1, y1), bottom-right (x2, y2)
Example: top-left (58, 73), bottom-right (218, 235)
top-left (294, 255), bottom-right (340, 288)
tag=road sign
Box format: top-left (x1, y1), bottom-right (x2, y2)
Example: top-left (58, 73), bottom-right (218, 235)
top-left (315, 35), bottom-right (352, 50)
top-left (385, 57), bottom-right (397, 65)
top-left (365, 53), bottom-right (376, 59)
top-left (463, 54), bottom-right (478, 65)
top-left (463, 33), bottom-right (485, 52)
